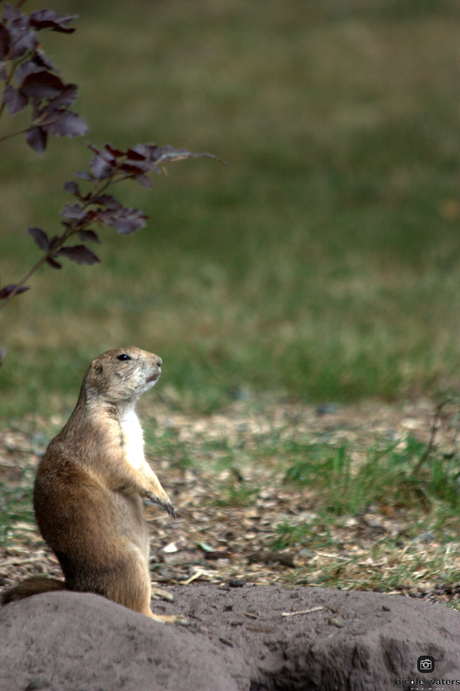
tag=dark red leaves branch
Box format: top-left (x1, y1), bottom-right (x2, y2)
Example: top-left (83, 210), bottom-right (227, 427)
top-left (0, 6), bottom-right (86, 152)
top-left (1, 10), bottom-right (221, 312)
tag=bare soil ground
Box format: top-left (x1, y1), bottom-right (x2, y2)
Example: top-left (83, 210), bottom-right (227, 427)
top-left (1, 585), bottom-right (459, 691)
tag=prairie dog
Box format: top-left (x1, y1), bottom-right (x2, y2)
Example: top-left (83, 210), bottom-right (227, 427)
top-left (2, 347), bottom-right (179, 622)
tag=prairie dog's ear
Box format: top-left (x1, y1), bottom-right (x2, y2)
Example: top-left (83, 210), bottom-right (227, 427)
top-left (93, 361), bottom-right (103, 375)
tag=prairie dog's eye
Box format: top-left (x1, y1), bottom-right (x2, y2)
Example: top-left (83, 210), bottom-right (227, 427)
top-left (117, 354), bottom-right (131, 361)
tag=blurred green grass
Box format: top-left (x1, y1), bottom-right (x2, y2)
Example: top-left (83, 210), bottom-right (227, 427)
top-left (3, 0), bottom-right (460, 415)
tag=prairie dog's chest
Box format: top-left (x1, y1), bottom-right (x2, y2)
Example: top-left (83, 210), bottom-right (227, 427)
top-left (119, 408), bottom-right (145, 471)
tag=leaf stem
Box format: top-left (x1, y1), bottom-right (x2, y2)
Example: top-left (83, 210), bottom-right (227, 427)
top-left (0, 127), bottom-right (31, 144)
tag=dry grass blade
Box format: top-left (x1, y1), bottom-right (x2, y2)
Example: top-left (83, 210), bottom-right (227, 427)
top-left (281, 606), bottom-right (324, 617)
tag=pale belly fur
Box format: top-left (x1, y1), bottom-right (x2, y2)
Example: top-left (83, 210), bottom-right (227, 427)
top-left (119, 405), bottom-right (147, 472)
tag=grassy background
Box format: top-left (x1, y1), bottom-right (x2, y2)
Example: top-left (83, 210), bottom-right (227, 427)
top-left (2, 0), bottom-right (460, 416)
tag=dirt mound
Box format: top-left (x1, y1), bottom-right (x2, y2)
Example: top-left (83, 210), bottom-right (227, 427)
top-left (1, 585), bottom-right (459, 691)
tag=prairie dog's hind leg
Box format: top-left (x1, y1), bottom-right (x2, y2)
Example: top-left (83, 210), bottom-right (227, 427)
top-left (149, 587), bottom-right (189, 624)
top-left (149, 612), bottom-right (189, 624)
top-left (99, 549), bottom-right (188, 624)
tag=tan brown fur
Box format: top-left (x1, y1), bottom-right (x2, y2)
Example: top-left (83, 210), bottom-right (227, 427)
top-left (1, 347), bottom-right (181, 623)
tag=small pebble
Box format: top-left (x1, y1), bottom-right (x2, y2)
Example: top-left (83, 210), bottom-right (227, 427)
top-left (26, 679), bottom-right (50, 691)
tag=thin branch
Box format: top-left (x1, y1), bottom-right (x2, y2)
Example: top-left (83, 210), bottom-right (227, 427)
top-left (0, 127), bottom-right (32, 145)
top-left (0, 142), bottom-right (220, 313)
top-left (0, 254), bottom-right (49, 311)
top-left (413, 398), bottom-right (451, 475)
top-left (0, 108), bottom-right (81, 145)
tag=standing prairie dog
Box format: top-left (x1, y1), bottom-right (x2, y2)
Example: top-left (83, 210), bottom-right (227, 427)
top-left (2, 346), bottom-right (181, 623)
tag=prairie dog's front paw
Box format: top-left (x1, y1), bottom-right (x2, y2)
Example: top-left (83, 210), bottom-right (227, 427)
top-left (145, 491), bottom-right (176, 518)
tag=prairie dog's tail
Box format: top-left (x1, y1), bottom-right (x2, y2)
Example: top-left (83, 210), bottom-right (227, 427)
top-left (1, 576), bottom-right (66, 605)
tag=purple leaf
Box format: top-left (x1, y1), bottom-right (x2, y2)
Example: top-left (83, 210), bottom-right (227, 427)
top-left (32, 51), bottom-right (56, 72)
top-left (15, 58), bottom-right (46, 85)
top-left (88, 145), bottom-right (116, 164)
top-left (126, 148), bottom-right (147, 161)
top-left (43, 110), bottom-right (89, 137)
top-left (28, 227), bottom-right (50, 250)
top-left (130, 144), bottom-right (156, 160)
top-left (99, 207), bottom-right (148, 235)
top-left (8, 31), bottom-right (38, 60)
top-left (2, 84), bottom-right (28, 115)
top-left (119, 162), bottom-right (148, 175)
top-left (60, 204), bottom-right (88, 221)
top-left (0, 24), bottom-right (10, 60)
top-left (46, 256), bottom-right (62, 269)
top-left (135, 174), bottom-right (153, 188)
top-left (3, 5), bottom-right (38, 58)
top-left (113, 216), bottom-right (147, 235)
top-left (55, 245), bottom-right (100, 265)
top-left (3, 4), bottom-right (23, 23)
top-left (63, 181), bottom-right (81, 196)
top-left (104, 143), bottom-right (125, 157)
top-left (29, 10), bottom-right (78, 34)
top-left (93, 194), bottom-right (122, 209)
top-left (0, 284), bottom-right (30, 300)
top-left (47, 84), bottom-right (79, 108)
top-left (90, 153), bottom-right (114, 180)
top-left (130, 144), bottom-right (164, 164)
top-left (25, 126), bottom-right (47, 154)
top-left (77, 230), bottom-right (100, 244)
top-left (14, 32), bottom-right (38, 59)
top-left (20, 71), bottom-right (66, 101)
top-left (75, 171), bottom-right (94, 181)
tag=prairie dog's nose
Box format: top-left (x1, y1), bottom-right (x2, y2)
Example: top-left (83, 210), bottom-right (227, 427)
top-left (156, 355), bottom-right (162, 367)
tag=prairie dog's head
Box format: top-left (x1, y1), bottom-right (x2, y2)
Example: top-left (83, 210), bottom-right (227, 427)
top-left (84, 346), bottom-right (162, 404)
